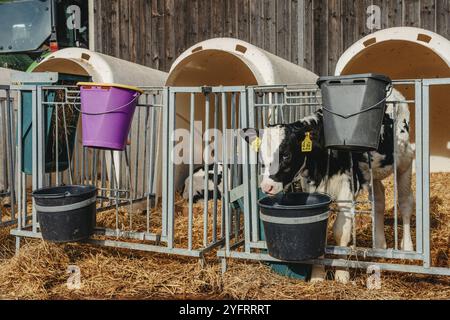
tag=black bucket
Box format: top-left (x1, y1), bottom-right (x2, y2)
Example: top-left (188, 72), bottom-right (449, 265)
top-left (258, 192), bottom-right (332, 261)
top-left (32, 185), bottom-right (97, 243)
top-left (317, 73), bottom-right (392, 152)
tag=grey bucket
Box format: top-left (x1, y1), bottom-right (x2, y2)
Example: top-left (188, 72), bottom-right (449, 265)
top-left (317, 74), bottom-right (392, 152)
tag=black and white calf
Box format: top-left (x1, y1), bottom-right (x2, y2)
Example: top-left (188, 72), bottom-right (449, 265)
top-left (181, 164), bottom-right (224, 203)
top-left (242, 89), bottom-right (415, 282)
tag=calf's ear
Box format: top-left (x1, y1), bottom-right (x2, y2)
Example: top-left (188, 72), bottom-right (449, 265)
top-left (240, 128), bottom-right (259, 144)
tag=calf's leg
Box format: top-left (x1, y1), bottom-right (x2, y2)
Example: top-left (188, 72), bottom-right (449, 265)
top-left (373, 180), bottom-right (387, 249)
top-left (398, 165), bottom-right (414, 251)
top-left (332, 177), bottom-right (354, 283)
top-left (333, 202), bottom-right (353, 283)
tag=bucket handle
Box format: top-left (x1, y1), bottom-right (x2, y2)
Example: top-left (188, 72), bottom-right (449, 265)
top-left (74, 92), bottom-right (140, 115)
top-left (33, 191), bottom-right (72, 199)
top-left (321, 85), bottom-right (393, 119)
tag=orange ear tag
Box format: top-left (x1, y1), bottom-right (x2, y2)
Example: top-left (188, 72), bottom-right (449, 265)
top-left (301, 132), bottom-right (312, 152)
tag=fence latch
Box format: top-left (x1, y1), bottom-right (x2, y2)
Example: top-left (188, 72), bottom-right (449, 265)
top-left (202, 86), bottom-right (212, 95)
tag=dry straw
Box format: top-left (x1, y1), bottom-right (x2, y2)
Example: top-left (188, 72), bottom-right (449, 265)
top-left (0, 173), bottom-right (448, 300)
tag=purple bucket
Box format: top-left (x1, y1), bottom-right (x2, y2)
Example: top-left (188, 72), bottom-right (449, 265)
top-left (78, 83), bottom-right (142, 151)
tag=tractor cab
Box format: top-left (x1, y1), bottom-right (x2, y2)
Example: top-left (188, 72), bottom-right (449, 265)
top-left (0, 0), bottom-right (89, 70)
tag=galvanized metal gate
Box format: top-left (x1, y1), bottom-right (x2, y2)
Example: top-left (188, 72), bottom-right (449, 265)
top-left (218, 80), bottom-right (450, 277)
top-left (4, 79), bottom-right (450, 277)
top-left (9, 82), bottom-right (171, 255)
top-left (0, 85), bottom-right (16, 227)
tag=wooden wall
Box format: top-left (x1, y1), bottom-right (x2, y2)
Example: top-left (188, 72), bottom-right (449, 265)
top-left (93, 0), bottom-right (450, 75)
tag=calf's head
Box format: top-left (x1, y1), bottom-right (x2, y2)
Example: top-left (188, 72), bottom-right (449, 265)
top-left (242, 121), bottom-right (323, 195)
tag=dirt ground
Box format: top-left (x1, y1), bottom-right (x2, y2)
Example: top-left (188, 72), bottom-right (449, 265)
top-left (0, 173), bottom-right (448, 300)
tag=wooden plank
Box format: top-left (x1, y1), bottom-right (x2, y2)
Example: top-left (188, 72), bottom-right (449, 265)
top-left (198, 0), bottom-right (212, 41)
top-left (174, 0), bottom-right (188, 57)
top-left (164, 0), bottom-right (175, 71)
top-left (224, 0), bottom-right (237, 37)
top-left (342, 0), bottom-right (356, 51)
top-left (295, 0), bottom-right (303, 66)
top-left (313, 0), bottom-right (328, 75)
top-left (143, 0), bottom-right (153, 67)
top-left (98, 0), bottom-right (109, 54)
top-left (386, 0), bottom-right (403, 28)
top-left (110, 0), bottom-right (121, 57)
top-left (249, 0), bottom-right (264, 48)
top-left (276, 0), bottom-right (291, 60)
top-left (328, 0), bottom-right (341, 75)
top-left (372, 0), bottom-right (388, 30)
top-left (151, 0), bottom-right (165, 70)
top-left (302, 0), bottom-right (314, 70)
top-left (211, 0), bottom-right (225, 38)
top-left (237, 0), bottom-right (250, 42)
top-left (436, 0), bottom-right (450, 39)
top-left (128, 0), bottom-right (140, 63)
top-left (420, 0), bottom-right (436, 31)
top-left (263, 0), bottom-right (276, 53)
top-left (404, 0), bottom-right (421, 27)
top-left (93, 0), bottom-right (102, 52)
top-left (186, 0), bottom-right (199, 48)
top-left (354, 0), bottom-right (371, 39)
top-left (119, 0), bottom-right (130, 60)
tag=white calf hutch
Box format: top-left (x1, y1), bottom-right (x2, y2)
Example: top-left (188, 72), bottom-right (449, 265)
top-left (336, 27), bottom-right (450, 173)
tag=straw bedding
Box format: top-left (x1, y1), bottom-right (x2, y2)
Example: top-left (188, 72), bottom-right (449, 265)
top-left (0, 173), bottom-right (448, 300)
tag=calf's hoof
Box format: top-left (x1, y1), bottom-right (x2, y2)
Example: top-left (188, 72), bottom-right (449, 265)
top-left (401, 238), bottom-right (414, 252)
top-left (310, 265), bottom-right (326, 282)
top-left (335, 269), bottom-right (350, 283)
top-left (375, 238), bottom-right (387, 250)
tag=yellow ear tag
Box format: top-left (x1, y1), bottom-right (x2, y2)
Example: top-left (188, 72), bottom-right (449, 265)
top-left (301, 132), bottom-right (313, 152)
top-left (251, 137), bottom-right (262, 152)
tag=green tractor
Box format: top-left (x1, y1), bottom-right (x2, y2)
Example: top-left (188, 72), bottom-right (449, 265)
top-left (0, 0), bottom-right (89, 71)
top-left (0, 0), bottom-right (90, 175)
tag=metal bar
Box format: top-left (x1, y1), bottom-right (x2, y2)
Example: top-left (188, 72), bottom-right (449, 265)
top-left (145, 94), bottom-right (151, 233)
top-left (167, 89), bottom-right (176, 248)
top-left (55, 100), bottom-right (59, 185)
top-left (414, 80), bottom-right (423, 254)
top-left (188, 93), bottom-right (195, 250)
top-left (203, 93), bottom-right (210, 247)
top-left (241, 89), bottom-right (251, 253)
top-left (224, 241), bottom-right (425, 260)
top-left (230, 93), bottom-right (239, 240)
top-left (100, 151), bottom-right (106, 208)
top-left (82, 147), bottom-right (87, 185)
top-left (161, 88), bottom-right (169, 240)
top-left (37, 87), bottom-right (45, 189)
top-left (124, 148), bottom-right (133, 229)
top-left (221, 92), bottom-right (231, 252)
top-left (422, 84), bottom-right (431, 268)
top-left (9, 229), bottom-right (200, 257)
top-left (199, 238), bottom-right (226, 255)
top-left (62, 104), bottom-right (74, 185)
top-left (349, 153), bottom-right (357, 249)
top-left (216, 251), bottom-right (450, 276)
top-left (93, 228), bottom-right (160, 242)
top-left (17, 89), bottom-right (23, 230)
top-left (133, 108), bottom-right (140, 198)
top-left (5, 89), bottom-right (16, 222)
top-left (212, 94), bottom-right (219, 243)
top-left (421, 77), bottom-right (450, 85)
top-left (247, 88), bottom-right (259, 243)
top-left (31, 87), bottom-right (38, 233)
top-left (393, 102), bottom-right (399, 250)
top-left (110, 150), bottom-right (120, 235)
top-left (74, 120), bottom-right (79, 183)
top-left (93, 149), bottom-right (98, 188)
